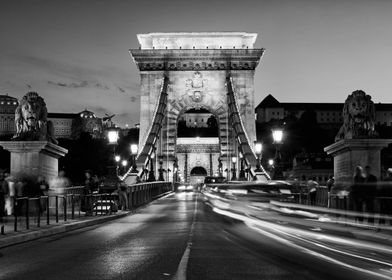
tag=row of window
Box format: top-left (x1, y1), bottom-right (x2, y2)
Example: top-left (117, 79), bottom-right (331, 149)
top-left (0, 109), bottom-right (16, 114)
top-left (0, 101), bottom-right (17, 105)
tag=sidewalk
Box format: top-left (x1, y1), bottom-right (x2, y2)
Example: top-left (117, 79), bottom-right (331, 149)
top-left (0, 211), bottom-right (130, 248)
top-left (0, 190), bottom-right (174, 248)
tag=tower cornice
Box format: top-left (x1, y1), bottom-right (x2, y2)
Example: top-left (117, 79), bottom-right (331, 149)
top-left (130, 48), bottom-right (264, 71)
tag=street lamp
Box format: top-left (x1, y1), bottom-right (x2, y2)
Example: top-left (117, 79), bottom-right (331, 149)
top-left (254, 142), bottom-right (263, 172)
top-left (130, 143), bottom-right (138, 173)
top-left (239, 152), bottom-right (246, 180)
top-left (272, 128), bottom-right (284, 180)
top-left (158, 159), bottom-right (165, 181)
top-left (115, 155), bottom-right (121, 175)
top-left (148, 151), bottom-right (156, 182)
top-left (272, 129), bottom-right (283, 144)
top-left (107, 127), bottom-right (119, 176)
top-left (173, 157), bottom-right (178, 183)
top-left (231, 156), bottom-right (237, 181)
top-left (121, 159), bottom-right (128, 175)
top-left (107, 129), bottom-right (119, 145)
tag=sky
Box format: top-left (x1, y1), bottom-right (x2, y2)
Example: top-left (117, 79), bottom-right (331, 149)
top-left (1, 0), bottom-right (392, 127)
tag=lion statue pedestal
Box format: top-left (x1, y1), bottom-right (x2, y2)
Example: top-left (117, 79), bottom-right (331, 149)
top-left (0, 91), bottom-right (68, 188)
top-left (324, 90), bottom-right (392, 194)
top-left (325, 139), bottom-right (391, 191)
top-left (0, 141), bottom-right (68, 180)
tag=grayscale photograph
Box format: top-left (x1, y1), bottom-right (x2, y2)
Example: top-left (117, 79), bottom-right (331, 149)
top-left (0, 0), bottom-right (392, 279)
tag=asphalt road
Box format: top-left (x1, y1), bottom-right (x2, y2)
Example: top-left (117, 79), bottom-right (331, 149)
top-left (0, 192), bottom-right (391, 280)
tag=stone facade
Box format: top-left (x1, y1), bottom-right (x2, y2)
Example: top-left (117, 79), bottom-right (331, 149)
top-left (0, 95), bottom-right (18, 138)
top-left (130, 32), bottom-right (263, 181)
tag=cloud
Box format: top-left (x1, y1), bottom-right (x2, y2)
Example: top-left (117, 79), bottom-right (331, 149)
top-left (48, 80), bottom-right (110, 90)
top-left (130, 96), bottom-right (138, 103)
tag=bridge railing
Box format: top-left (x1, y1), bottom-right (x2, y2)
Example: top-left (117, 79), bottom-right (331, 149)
top-left (124, 181), bottom-right (173, 210)
top-left (0, 182), bottom-right (173, 235)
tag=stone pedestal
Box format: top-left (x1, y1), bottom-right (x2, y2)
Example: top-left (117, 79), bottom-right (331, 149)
top-left (0, 141), bottom-right (68, 180)
top-left (324, 139), bottom-right (392, 191)
top-left (0, 141), bottom-right (68, 214)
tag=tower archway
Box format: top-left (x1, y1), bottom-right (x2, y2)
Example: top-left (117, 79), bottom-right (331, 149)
top-left (129, 32), bottom-right (269, 183)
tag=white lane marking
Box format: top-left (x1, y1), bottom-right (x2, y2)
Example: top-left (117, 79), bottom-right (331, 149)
top-left (172, 195), bottom-right (198, 280)
top-left (212, 207), bottom-right (392, 280)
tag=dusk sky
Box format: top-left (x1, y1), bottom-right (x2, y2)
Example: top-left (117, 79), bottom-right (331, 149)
top-left (1, 0), bottom-right (392, 126)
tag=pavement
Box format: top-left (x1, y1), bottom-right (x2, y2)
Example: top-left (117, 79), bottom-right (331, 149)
top-left (0, 191), bottom-right (173, 249)
top-left (0, 211), bottom-right (130, 249)
top-left (1, 192), bottom-right (392, 280)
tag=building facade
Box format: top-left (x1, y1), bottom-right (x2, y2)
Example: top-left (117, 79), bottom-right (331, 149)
top-left (0, 94), bottom-right (110, 140)
top-left (255, 94), bottom-right (392, 127)
top-left (0, 94), bottom-right (18, 138)
top-left (47, 113), bottom-right (78, 139)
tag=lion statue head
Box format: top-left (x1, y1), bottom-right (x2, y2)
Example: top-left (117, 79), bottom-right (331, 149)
top-left (13, 92), bottom-right (57, 143)
top-left (335, 90), bottom-right (378, 141)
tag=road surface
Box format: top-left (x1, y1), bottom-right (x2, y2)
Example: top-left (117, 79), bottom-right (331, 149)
top-left (0, 192), bottom-right (391, 280)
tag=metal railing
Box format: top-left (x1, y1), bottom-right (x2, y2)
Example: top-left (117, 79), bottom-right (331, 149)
top-left (1, 182), bottom-right (173, 235)
top-left (124, 181), bottom-right (173, 210)
top-left (287, 186), bottom-right (392, 227)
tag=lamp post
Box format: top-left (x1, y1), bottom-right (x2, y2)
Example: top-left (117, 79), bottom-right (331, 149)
top-left (107, 127), bottom-right (119, 176)
top-left (115, 155), bottom-right (121, 175)
top-left (148, 151), bottom-right (156, 182)
top-left (130, 143), bottom-right (138, 173)
top-left (158, 159), bottom-right (165, 181)
top-left (239, 152), bottom-right (246, 180)
top-left (231, 156), bottom-right (237, 181)
top-left (254, 142), bottom-right (263, 172)
top-left (272, 128), bottom-right (283, 180)
top-left (121, 160), bottom-right (128, 175)
top-left (173, 157), bottom-right (178, 183)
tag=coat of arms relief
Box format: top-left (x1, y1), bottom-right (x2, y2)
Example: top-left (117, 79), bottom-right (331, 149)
top-left (185, 71), bottom-right (208, 103)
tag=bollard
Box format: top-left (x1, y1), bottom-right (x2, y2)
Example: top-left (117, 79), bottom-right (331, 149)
top-left (78, 195), bottom-right (81, 217)
top-left (95, 195), bottom-right (98, 216)
top-left (71, 195), bottom-right (75, 220)
top-left (63, 196), bottom-right (67, 221)
top-left (1, 225), bottom-right (4, 235)
top-left (55, 196), bottom-right (59, 223)
top-left (26, 198), bottom-right (30, 230)
top-left (14, 198), bottom-right (17, 232)
top-left (37, 198), bottom-right (41, 227)
top-left (46, 196), bottom-right (50, 225)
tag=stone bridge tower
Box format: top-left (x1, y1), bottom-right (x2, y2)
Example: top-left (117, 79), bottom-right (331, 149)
top-left (130, 32), bottom-right (266, 182)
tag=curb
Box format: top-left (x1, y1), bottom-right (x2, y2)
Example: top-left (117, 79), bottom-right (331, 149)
top-left (0, 191), bottom-right (174, 249)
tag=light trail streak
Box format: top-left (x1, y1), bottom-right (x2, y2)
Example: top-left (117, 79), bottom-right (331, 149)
top-left (212, 206), bottom-right (392, 280)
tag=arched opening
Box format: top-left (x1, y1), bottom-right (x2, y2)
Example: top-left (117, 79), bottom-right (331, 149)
top-left (177, 108), bottom-right (219, 137)
top-left (190, 166), bottom-right (208, 176)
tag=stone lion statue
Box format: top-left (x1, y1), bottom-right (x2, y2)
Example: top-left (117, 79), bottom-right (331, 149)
top-left (13, 92), bottom-right (57, 144)
top-left (335, 90), bottom-right (378, 141)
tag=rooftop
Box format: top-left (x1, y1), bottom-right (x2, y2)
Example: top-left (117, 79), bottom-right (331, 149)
top-left (256, 94), bottom-right (392, 111)
top-left (137, 32), bottom-right (258, 50)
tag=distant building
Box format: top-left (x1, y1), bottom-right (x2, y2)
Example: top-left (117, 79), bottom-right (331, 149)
top-left (285, 153), bottom-right (333, 185)
top-left (0, 93), bottom-right (114, 140)
top-left (48, 113), bottom-right (78, 139)
top-left (71, 110), bottom-right (104, 139)
top-left (255, 94), bottom-right (392, 128)
top-left (0, 94), bottom-right (18, 138)
top-left (179, 108), bottom-right (213, 128)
